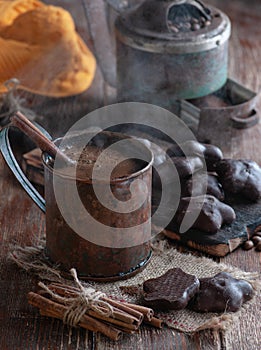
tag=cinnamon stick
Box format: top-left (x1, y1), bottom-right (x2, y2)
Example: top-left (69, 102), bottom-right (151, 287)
top-left (48, 283), bottom-right (144, 323)
top-left (111, 306), bottom-right (141, 326)
top-left (48, 284), bottom-right (141, 326)
top-left (50, 282), bottom-right (153, 322)
top-left (87, 310), bottom-right (139, 331)
top-left (121, 301), bottom-right (154, 321)
top-left (30, 280), bottom-right (163, 341)
top-left (11, 111), bottom-right (73, 164)
top-left (144, 317), bottom-right (163, 329)
top-left (102, 297), bottom-right (144, 322)
top-left (40, 309), bottom-right (138, 334)
top-left (28, 292), bottom-right (121, 341)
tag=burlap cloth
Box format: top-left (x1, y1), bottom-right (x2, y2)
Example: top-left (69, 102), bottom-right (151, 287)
top-left (10, 237), bottom-right (261, 333)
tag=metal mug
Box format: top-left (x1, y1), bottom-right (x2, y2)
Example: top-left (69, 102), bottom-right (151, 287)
top-left (0, 126), bottom-right (154, 281)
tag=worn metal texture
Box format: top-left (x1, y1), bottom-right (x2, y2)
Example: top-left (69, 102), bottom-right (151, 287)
top-left (116, 1), bottom-right (231, 103)
top-left (117, 39), bottom-right (228, 104)
top-left (44, 132), bottom-right (153, 281)
top-left (178, 79), bottom-right (260, 135)
top-left (196, 80), bottom-right (261, 144)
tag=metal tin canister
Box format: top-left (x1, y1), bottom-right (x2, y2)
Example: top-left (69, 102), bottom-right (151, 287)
top-left (115, 0), bottom-right (231, 109)
top-left (44, 131), bottom-right (153, 281)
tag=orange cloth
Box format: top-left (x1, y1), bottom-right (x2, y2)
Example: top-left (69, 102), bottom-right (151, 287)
top-left (0, 0), bottom-right (43, 29)
top-left (0, 0), bottom-right (96, 96)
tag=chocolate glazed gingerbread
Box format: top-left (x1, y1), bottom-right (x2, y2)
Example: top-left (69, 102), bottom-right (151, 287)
top-left (167, 140), bottom-right (223, 171)
top-left (180, 172), bottom-right (224, 201)
top-left (173, 195), bottom-right (236, 234)
top-left (216, 159), bottom-right (261, 202)
top-left (189, 272), bottom-right (254, 313)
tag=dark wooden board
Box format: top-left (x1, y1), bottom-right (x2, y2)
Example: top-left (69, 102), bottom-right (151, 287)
top-left (165, 198), bottom-right (261, 256)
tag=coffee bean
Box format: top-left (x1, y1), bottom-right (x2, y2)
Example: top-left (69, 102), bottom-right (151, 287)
top-left (255, 241), bottom-right (261, 251)
top-left (243, 240), bottom-right (254, 250)
top-left (169, 25), bottom-right (179, 33)
top-left (183, 22), bottom-right (191, 30)
top-left (252, 236), bottom-right (261, 245)
top-left (192, 23), bottom-right (201, 31)
top-left (191, 18), bottom-right (199, 24)
top-left (167, 21), bottom-right (179, 32)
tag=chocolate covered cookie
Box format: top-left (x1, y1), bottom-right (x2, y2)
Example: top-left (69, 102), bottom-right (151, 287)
top-left (206, 173), bottom-right (225, 200)
top-left (174, 195), bottom-right (236, 234)
top-left (172, 156), bottom-right (204, 178)
top-left (189, 272), bottom-right (254, 313)
top-left (181, 173), bottom-right (224, 201)
top-left (153, 156), bottom-right (203, 188)
top-left (216, 159), bottom-right (261, 202)
top-left (167, 141), bottom-right (223, 171)
top-left (143, 268), bottom-right (200, 310)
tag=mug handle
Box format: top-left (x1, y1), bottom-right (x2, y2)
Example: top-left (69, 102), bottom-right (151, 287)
top-left (0, 124), bottom-right (52, 213)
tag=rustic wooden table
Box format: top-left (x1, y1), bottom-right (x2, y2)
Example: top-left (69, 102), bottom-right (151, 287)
top-left (0, 0), bottom-right (260, 349)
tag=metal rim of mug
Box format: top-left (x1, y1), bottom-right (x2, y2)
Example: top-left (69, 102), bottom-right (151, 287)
top-left (42, 134), bottom-right (154, 185)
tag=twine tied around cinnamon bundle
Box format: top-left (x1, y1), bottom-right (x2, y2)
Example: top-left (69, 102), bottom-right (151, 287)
top-left (39, 268), bottom-right (114, 327)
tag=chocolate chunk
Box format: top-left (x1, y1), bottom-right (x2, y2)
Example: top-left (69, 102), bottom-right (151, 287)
top-left (181, 173), bottom-right (224, 201)
top-left (143, 268), bottom-right (200, 310)
top-left (216, 159), bottom-right (261, 202)
top-left (166, 141), bottom-right (223, 171)
top-left (174, 195), bottom-right (236, 234)
top-left (189, 272), bottom-right (254, 313)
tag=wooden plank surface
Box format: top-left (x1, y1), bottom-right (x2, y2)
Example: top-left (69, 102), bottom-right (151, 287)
top-left (0, 0), bottom-right (260, 349)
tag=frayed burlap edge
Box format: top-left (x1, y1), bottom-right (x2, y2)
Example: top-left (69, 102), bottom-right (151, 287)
top-left (9, 237), bottom-right (261, 333)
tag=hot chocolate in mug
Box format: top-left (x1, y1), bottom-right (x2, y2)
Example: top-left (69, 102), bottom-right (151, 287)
top-left (0, 126), bottom-right (154, 281)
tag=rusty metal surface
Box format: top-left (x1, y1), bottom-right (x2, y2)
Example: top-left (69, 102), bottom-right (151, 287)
top-left (116, 3), bottom-right (230, 52)
top-left (196, 79), bottom-right (261, 143)
top-left (117, 39), bottom-right (229, 102)
top-left (44, 132), bottom-right (153, 280)
top-left (179, 79), bottom-right (260, 133)
top-left (115, 1), bottom-right (230, 101)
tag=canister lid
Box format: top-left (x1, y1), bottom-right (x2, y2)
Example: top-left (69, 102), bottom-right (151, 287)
top-left (115, 0), bottom-right (231, 53)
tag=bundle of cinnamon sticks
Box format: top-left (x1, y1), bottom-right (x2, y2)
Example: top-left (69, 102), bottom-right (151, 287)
top-left (28, 281), bottom-right (163, 341)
